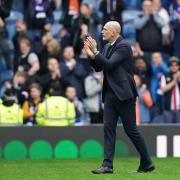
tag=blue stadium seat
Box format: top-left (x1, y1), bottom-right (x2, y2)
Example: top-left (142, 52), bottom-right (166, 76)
top-left (122, 10), bottom-right (142, 24)
top-left (122, 10), bottom-right (142, 44)
top-left (125, 0), bottom-right (142, 10)
top-left (51, 23), bottom-right (63, 37)
top-left (53, 10), bottom-right (63, 23)
top-left (5, 11), bottom-right (24, 40)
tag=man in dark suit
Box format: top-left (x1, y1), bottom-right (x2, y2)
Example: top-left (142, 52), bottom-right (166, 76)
top-left (84, 21), bottom-right (155, 174)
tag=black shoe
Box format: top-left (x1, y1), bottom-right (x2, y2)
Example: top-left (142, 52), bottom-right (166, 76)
top-left (137, 164), bottom-right (155, 173)
top-left (91, 166), bottom-right (113, 174)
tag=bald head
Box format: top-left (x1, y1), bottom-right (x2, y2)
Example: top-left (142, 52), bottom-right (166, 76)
top-left (102, 21), bottom-right (121, 43)
top-left (105, 21), bottom-right (121, 35)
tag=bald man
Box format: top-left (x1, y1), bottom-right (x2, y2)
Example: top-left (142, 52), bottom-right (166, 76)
top-left (84, 21), bottom-right (155, 174)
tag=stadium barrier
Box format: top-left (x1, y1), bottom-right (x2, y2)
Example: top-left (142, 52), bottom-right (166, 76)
top-left (0, 125), bottom-right (180, 159)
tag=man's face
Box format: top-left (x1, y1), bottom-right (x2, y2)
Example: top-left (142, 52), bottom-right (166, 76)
top-left (63, 47), bottom-right (74, 61)
top-left (48, 59), bottom-right (59, 72)
top-left (101, 24), bottom-right (113, 42)
top-left (169, 62), bottom-right (179, 73)
top-left (20, 42), bottom-right (30, 54)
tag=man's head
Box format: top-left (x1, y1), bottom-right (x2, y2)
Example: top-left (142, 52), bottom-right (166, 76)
top-left (19, 38), bottom-right (31, 55)
top-left (101, 21), bottom-right (121, 43)
top-left (63, 46), bottom-right (75, 61)
top-left (48, 58), bottom-right (59, 72)
top-left (29, 83), bottom-right (42, 100)
top-left (142, 0), bottom-right (152, 15)
top-left (168, 56), bottom-right (180, 73)
top-left (65, 86), bottom-right (77, 101)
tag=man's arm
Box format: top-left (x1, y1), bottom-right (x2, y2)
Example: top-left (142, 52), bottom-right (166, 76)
top-left (94, 45), bottom-right (132, 70)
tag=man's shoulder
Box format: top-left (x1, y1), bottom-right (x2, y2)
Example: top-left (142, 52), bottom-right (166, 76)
top-left (117, 38), bottom-right (131, 47)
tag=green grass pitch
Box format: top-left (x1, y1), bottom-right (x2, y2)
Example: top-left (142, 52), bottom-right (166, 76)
top-left (0, 157), bottom-right (180, 180)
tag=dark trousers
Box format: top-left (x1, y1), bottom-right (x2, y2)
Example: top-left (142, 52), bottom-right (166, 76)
top-left (102, 90), bottom-right (152, 168)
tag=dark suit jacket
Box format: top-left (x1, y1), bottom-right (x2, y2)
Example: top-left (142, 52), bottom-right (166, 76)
top-left (91, 36), bottom-right (138, 102)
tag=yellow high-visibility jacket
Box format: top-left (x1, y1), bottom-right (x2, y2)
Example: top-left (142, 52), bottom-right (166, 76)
top-left (36, 96), bottom-right (76, 126)
top-left (0, 103), bottom-right (23, 125)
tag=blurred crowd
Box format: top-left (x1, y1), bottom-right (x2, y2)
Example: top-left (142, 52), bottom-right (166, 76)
top-left (0, 0), bottom-right (179, 126)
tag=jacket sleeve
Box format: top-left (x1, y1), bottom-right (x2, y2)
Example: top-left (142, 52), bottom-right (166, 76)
top-left (36, 102), bottom-right (45, 125)
top-left (67, 101), bottom-right (76, 125)
top-left (94, 44), bottom-right (132, 70)
top-left (85, 76), bottom-right (102, 97)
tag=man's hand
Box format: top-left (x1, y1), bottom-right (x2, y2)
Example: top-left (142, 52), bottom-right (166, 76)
top-left (83, 43), bottom-right (95, 59)
top-left (86, 36), bottom-right (97, 53)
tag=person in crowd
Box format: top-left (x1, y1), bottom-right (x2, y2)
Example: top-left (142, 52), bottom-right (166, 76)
top-left (84, 70), bottom-right (103, 124)
top-left (65, 86), bottom-right (85, 124)
top-left (99, 0), bottom-right (125, 25)
top-left (131, 43), bottom-right (144, 58)
top-left (60, 46), bottom-right (87, 99)
top-left (27, 0), bottom-right (54, 41)
top-left (22, 83), bottom-right (42, 125)
top-left (160, 56), bottom-right (180, 123)
top-left (60, 0), bottom-right (81, 28)
top-left (0, 88), bottom-right (23, 125)
top-left (171, 0), bottom-right (180, 59)
top-left (77, 47), bottom-right (92, 75)
top-left (133, 56), bottom-right (152, 89)
top-left (58, 27), bottom-right (72, 50)
top-left (150, 52), bottom-right (169, 115)
top-left (13, 20), bottom-right (30, 63)
top-left (47, 38), bottom-right (61, 61)
top-left (37, 57), bottom-right (67, 95)
top-left (36, 81), bottom-right (76, 126)
top-left (134, 0), bottom-right (165, 52)
top-left (72, 3), bottom-right (100, 54)
top-left (152, 0), bottom-right (172, 48)
top-left (15, 38), bottom-right (40, 76)
top-left (0, 71), bottom-right (29, 105)
top-left (0, 0), bottom-right (12, 70)
top-left (134, 74), bottom-right (153, 124)
top-left (34, 30), bottom-right (54, 74)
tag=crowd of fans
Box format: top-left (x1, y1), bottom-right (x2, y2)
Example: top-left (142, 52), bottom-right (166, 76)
top-left (0, 0), bottom-right (179, 126)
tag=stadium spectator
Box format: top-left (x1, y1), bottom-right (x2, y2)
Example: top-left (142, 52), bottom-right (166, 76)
top-left (34, 30), bottom-right (53, 74)
top-left (134, 74), bottom-right (153, 124)
top-left (133, 56), bottom-right (152, 89)
top-left (131, 43), bottom-right (144, 58)
top-left (99, 0), bottom-right (125, 25)
top-left (171, 0), bottom-right (180, 59)
top-left (84, 70), bottom-right (103, 123)
top-left (72, 3), bottom-right (100, 54)
top-left (0, 88), bottom-right (23, 125)
top-left (0, 0), bottom-right (12, 70)
top-left (36, 81), bottom-right (76, 126)
top-left (27, 0), bottom-right (54, 41)
top-left (22, 83), bottom-right (42, 125)
top-left (60, 0), bottom-right (81, 28)
top-left (58, 27), bottom-right (72, 50)
top-left (47, 38), bottom-right (61, 61)
top-left (10, 71), bottom-right (29, 105)
top-left (150, 52), bottom-right (169, 114)
top-left (37, 57), bottom-right (67, 95)
top-left (152, 0), bottom-right (171, 47)
top-left (13, 20), bottom-right (30, 64)
top-left (65, 85), bottom-right (85, 124)
top-left (60, 46), bottom-right (87, 99)
top-left (15, 38), bottom-right (40, 76)
top-left (160, 56), bottom-right (180, 123)
top-left (134, 0), bottom-right (165, 52)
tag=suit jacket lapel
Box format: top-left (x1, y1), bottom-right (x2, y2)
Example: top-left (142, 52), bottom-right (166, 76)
top-left (105, 36), bottom-right (123, 58)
